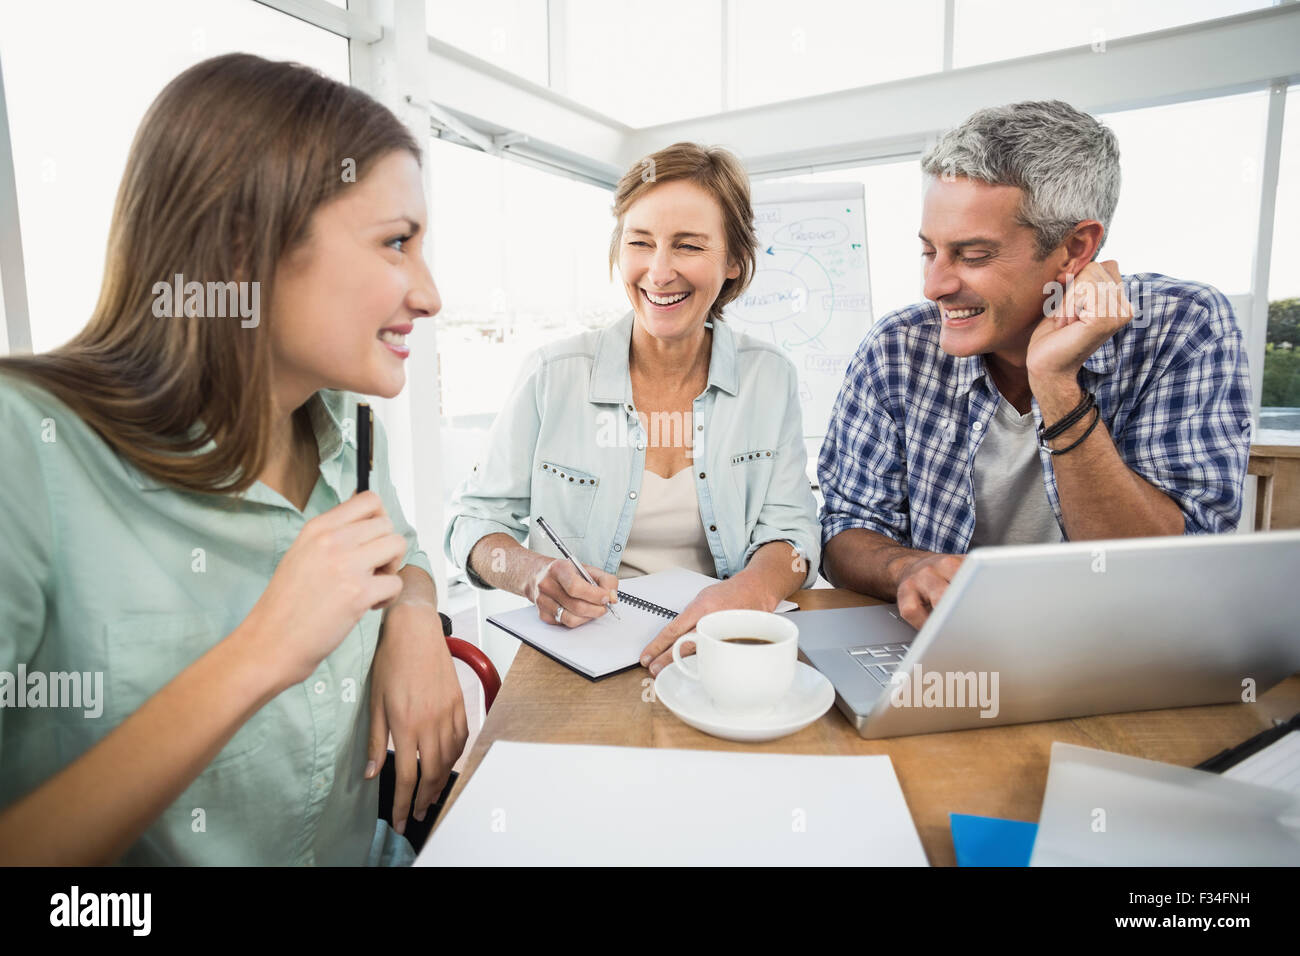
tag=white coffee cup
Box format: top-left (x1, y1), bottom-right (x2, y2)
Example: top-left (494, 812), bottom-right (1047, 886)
top-left (670, 609), bottom-right (799, 715)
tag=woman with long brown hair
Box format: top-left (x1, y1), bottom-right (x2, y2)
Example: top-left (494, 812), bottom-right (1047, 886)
top-left (0, 53), bottom-right (465, 864)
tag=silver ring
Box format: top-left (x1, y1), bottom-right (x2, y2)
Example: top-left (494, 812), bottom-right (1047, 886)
top-left (555, 605), bottom-right (564, 624)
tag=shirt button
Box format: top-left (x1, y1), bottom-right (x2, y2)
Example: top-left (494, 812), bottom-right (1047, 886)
top-left (698, 472), bottom-right (706, 479)
top-left (313, 680), bottom-right (326, 695)
top-left (697, 424), bottom-right (703, 431)
top-left (626, 404), bottom-right (634, 412)
top-left (636, 443), bottom-right (645, 451)
top-left (709, 524), bottom-right (717, 532)
top-left (613, 543), bottom-right (622, 552)
top-left (629, 491), bottom-right (637, 500)
top-left (972, 422), bottom-right (983, 431)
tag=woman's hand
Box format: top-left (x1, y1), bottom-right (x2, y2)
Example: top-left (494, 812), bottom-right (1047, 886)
top-left (366, 601), bottom-right (468, 836)
top-left (639, 575), bottom-right (774, 676)
top-left (527, 558), bottom-right (619, 629)
top-left (244, 490), bottom-right (407, 687)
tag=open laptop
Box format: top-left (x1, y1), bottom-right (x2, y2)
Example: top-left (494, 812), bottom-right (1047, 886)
top-left (791, 531), bottom-right (1300, 739)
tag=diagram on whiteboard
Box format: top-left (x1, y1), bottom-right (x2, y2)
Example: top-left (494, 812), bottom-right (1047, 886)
top-left (724, 182), bottom-right (872, 441)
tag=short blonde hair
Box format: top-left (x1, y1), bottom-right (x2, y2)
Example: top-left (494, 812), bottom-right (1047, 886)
top-left (608, 142), bottom-right (757, 321)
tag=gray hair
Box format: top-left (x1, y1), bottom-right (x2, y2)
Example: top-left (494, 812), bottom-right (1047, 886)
top-left (920, 100), bottom-right (1120, 258)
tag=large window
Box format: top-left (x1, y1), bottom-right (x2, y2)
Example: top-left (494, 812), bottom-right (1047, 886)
top-left (1262, 86), bottom-right (1300, 444)
top-left (560, 0), bottom-right (724, 127)
top-left (0, 0), bottom-right (349, 354)
top-left (425, 0), bottom-right (549, 86)
top-left (1097, 91), bottom-right (1269, 297)
top-left (729, 0), bottom-right (944, 110)
top-left (424, 0), bottom-right (946, 126)
top-left (429, 137), bottom-right (627, 508)
top-left (953, 0), bottom-right (1270, 68)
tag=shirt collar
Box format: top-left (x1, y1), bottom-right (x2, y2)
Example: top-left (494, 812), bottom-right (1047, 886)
top-left (954, 354), bottom-right (984, 396)
top-left (953, 333), bottom-right (1119, 396)
top-left (588, 310), bottom-right (740, 404)
top-left (309, 389), bottom-right (349, 463)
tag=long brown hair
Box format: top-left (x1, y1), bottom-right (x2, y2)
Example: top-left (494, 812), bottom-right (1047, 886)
top-left (0, 53), bottom-right (420, 494)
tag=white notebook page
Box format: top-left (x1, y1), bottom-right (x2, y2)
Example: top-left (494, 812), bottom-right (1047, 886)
top-left (486, 567), bottom-right (795, 678)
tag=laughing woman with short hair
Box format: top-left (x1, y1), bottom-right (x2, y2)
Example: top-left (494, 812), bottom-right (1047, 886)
top-left (445, 142), bottom-right (821, 674)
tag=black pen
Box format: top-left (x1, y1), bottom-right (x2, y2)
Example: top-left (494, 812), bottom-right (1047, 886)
top-left (535, 515), bottom-right (621, 621)
top-left (356, 401), bottom-right (373, 494)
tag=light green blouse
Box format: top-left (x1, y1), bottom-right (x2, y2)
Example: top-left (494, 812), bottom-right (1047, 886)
top-left (0, 374), bottom-right (432, 865)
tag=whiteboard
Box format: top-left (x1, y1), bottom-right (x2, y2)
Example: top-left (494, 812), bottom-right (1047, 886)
top-left (724, 182), bottom-right (872, 458)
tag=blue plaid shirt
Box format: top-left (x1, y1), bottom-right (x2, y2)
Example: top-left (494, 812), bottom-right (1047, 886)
top-left (818, 274), bottom-right (1253, 556)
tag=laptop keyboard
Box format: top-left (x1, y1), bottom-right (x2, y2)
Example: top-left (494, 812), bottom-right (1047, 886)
top-left (845, 643), bottom-right (911, 687)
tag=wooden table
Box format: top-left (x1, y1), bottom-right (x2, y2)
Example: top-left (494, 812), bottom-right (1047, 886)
top-left (438, 588), bottom-right (1300, 865)
top-left (1249, 443), bottom-right (1300, 530)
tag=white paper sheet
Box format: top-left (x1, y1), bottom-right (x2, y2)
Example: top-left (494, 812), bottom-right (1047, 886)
top-left (1030, 742), bottom-right (1300, 866)
top-left (416, 741), bottom-right (928, 866)
top-left (1224, 731), bottom-right (1300, 795)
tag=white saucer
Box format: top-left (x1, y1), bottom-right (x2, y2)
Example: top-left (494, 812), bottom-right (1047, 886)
top-left (654, 660), bottom-right (836, 742)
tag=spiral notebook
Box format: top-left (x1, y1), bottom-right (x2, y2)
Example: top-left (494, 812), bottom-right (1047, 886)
top-left (485, 567), bottom-right (797, 680)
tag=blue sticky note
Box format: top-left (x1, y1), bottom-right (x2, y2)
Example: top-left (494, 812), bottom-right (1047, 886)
top-left (949, 813), bottom-right (1038, 867)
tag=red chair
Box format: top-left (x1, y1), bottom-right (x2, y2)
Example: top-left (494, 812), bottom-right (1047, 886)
top-left (378, 614), bottom-right (501, 850)
top-left (446, 636), bottom-right (501, 712)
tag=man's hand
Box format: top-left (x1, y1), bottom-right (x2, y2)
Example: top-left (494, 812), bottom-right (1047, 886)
top-left (1028, 260), bottom-right (1132, 392)
top-left (638, 577), bottom-right (772, 677)
top-left (895, 554), bottom-right (964, 629)
top-left (366, 603), bottom-right (468, 836)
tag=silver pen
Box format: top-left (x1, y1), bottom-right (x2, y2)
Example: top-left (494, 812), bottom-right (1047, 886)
top-left (535, 515), bottom-right (621, 621)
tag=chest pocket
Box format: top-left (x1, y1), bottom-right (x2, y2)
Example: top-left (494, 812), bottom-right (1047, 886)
top-left (535, 460), bottom-right (600, 540)
top-left (729, 448), bottom-right (778, 521)
top-left (730, 448), bottom-right (777, 466)
top-left (105, 611), bottom-right (268, 768)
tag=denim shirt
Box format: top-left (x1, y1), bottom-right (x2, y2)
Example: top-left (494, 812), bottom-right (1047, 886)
top-left (444, 311), bottom-right (821, 589)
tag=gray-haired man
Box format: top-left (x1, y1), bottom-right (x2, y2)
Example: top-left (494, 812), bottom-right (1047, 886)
top-left (818, 100), bottom-right (1253, 628)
